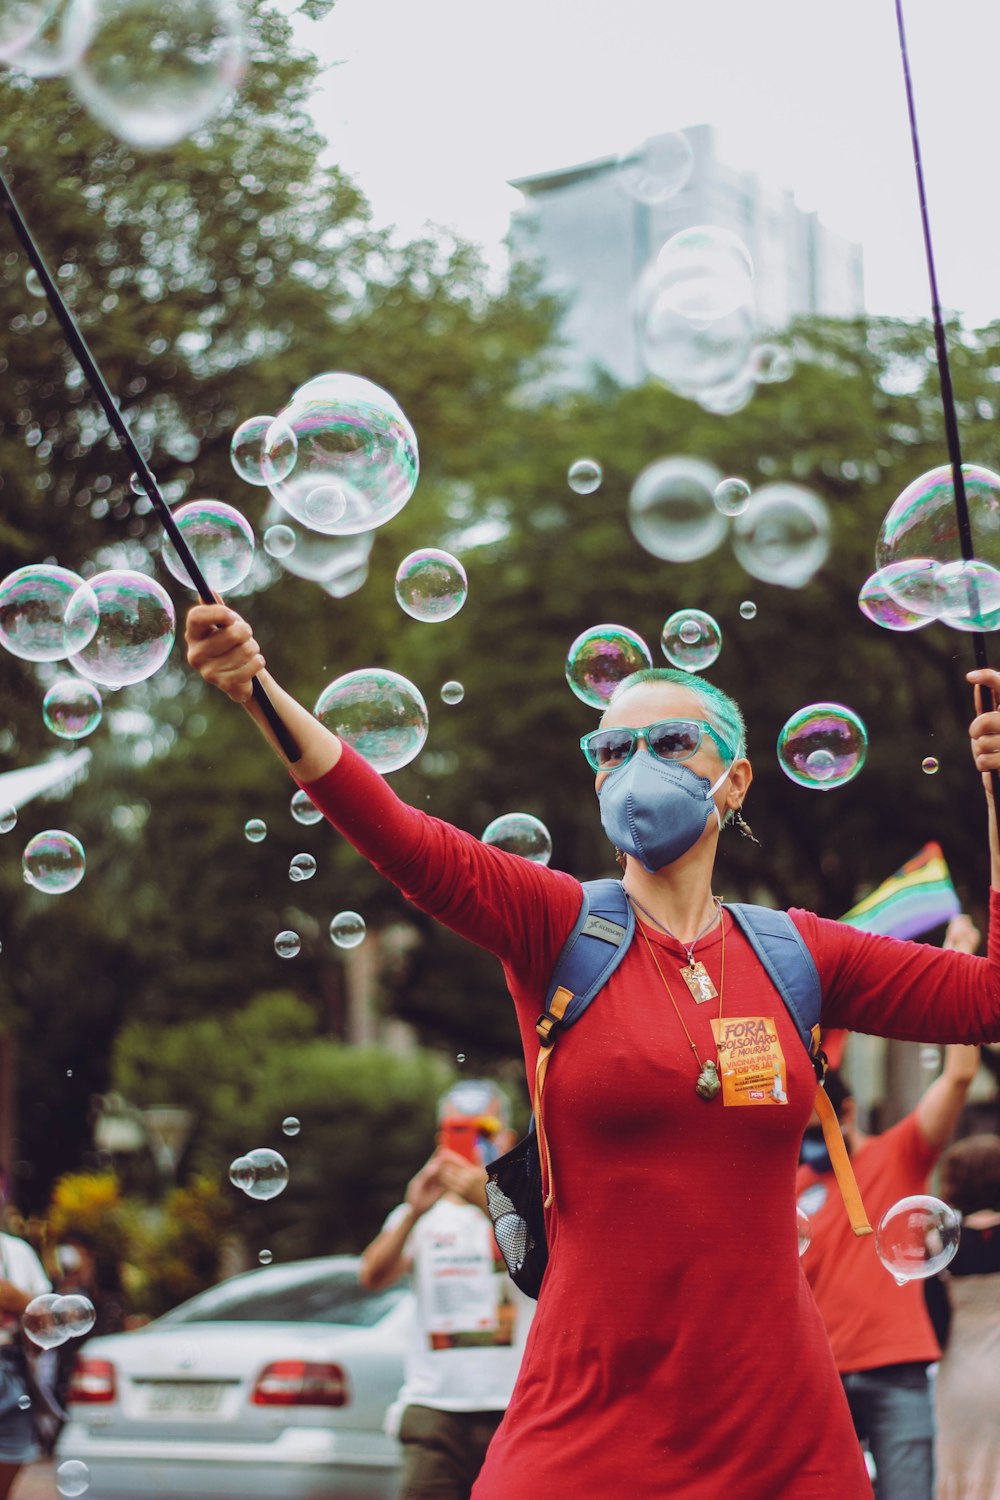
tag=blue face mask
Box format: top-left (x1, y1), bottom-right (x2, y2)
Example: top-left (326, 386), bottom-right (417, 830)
top-left (597, 749), bottom-right (731, 873)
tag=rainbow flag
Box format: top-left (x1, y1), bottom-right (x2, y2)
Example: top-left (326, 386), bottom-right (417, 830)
top-left (839, 841), bottom-right (960, 940)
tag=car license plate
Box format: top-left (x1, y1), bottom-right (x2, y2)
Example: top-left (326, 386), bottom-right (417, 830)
top-left (143, 1382), bottom-right (225, 1415)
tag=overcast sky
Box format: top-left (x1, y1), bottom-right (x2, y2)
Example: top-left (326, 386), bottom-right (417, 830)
top-left (300, 0), bottom-right (1000, 326)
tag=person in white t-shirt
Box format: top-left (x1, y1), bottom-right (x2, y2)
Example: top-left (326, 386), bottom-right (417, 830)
top-left (359, 1082), bottom-right (534, 1500)
top-left (0, 1218), bottom-right (52, 1497)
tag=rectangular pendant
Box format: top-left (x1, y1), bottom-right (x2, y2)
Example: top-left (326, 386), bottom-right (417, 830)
top-left (680, 961), bottom-right (718, 1004)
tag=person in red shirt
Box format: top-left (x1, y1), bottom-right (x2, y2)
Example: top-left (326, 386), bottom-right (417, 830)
top-left (797, 922), bottom-right (981, 1500)
top-left (185, 604), bottom-right (1000, 1500)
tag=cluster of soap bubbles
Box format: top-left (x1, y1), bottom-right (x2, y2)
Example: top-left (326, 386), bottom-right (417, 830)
top-left (875, 1195), bottom-right (960, 1284)
top-left (23, 1292), bottom-right (96, 1349)
top-left (232, 375), bottom-right (419, 541)
top-left (627, 460), bottom-right (829, 588)
top-left (481, 813), bottom-right (553, 865)
top-left (565, 624), bottom-right (652, 708)
top-left (2, 0), bottom-right (247, 148)
top-left (861, 465), bottom-right (1000, 633)
top-left (289, 853), bottom-right (316, 882)
top-left (229, 1147), bottom-right (289, 1200)
top-left (777, 703), bottom-right (868, 791)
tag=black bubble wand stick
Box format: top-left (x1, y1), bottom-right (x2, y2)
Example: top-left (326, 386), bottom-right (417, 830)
top-left (0, 162), bottom-right (301, 763)
top-left (894, 0), bottom-right (999, 805)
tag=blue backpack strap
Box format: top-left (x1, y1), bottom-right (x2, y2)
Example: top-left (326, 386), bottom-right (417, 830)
top-left (542, 878), bottom-right (635, 1033)
top-left (724, 902), bottom-right (822, 1054)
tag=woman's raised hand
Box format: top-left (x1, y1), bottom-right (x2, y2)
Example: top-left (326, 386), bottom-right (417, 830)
top-left (185, 603), bottom-right (265, 704)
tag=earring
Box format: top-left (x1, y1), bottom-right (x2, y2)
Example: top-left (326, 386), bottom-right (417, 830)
top-left (614, 848), bottom-right (627, 873)
top-left (732, 807), bottom-right (762, 846)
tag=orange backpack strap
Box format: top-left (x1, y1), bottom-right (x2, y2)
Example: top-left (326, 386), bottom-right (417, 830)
top-left (812, 1075), bottom-right (873, 1237)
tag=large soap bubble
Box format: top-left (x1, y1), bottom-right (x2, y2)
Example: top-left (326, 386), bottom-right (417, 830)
top-left (638, 288), bottom-right (756, 402)
top-left (875, 1195), bottom-right (960, 1284)
top-left (629, 457), bottom-right (726, 563)
top-left (565, 624), bottom-right (652, 709)
top-left (230, 416), bottom-right (297, 487)
top-left (661, 609), bottom-right (722, 673)
top-left (877, 464), bottom-right (1000, 578)
top-left (262, 500), bottom-right (373, 588)
top-left (394, 549), bottom-right (467, 622)
top-left (68, 0), bottom-right (247, 149)
top-left (0, 0), bottom-right (49, 61)
top-left (481, 813), bottom-right (552, 865)
top-left (268, 373), bottom-right (419, 536)
top-left (652, 226), bottom-right (755, 323)
top-left (22, 1295), bottom-right (67, 1350)
top-left (66, 570), bottom-right (175, 688)
top-left (732, 483), bottom-right (830, 587)
top-left (777, 704), bottom-right (868, 791)
top-left (936, 560), bottom-right (1000, 632)
top-left (617, 131), bottom-right (693, 205)
top-left (315, 669), bottom-right (428, 774)
top-left (55, 1459), bottom-right (90, 1498)
top-left (12, 0), bottom-right (94, 76)
top-left (160, 500), bottom-right (255, 594)
top-left (42, 678), bottom-right (103, 740)
top-left (859, 563), bottom-right (939, 629)
top-left (0, 565), bottom-right (96, 663)
top-left (23, 830), bottom-right (86, 894)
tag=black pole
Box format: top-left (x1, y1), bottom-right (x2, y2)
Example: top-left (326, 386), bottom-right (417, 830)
top-left (894, 0), bottom-right (1000, 804)
top-left (0, 164), bottom-right (301, 764)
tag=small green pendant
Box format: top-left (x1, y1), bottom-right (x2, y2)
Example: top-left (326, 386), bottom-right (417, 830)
top-left (696, 1059), bottom-right (721, 1100)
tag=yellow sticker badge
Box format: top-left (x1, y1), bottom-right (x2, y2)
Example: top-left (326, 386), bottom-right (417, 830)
top-left (711, 1016), bottom-right (788, 1107)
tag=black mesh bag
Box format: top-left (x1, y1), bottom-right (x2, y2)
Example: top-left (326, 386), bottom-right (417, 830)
top-left (485, 1127), bottom-right (548, 1300)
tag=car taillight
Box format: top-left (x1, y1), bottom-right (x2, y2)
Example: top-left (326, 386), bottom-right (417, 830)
top-left (250, 1360), bottom-right (349, 1408)
top-left (67, 1359), bottom-right (117, 1404)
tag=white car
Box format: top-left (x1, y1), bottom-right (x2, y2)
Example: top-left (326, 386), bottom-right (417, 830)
top-left (55, 1255), bottom-right (413, 1500)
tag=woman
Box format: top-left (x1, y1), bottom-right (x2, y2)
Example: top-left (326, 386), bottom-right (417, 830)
top-left (186, 602), bottom-right (1000, 1500)
top-left (925, 1133), bottom-right (1000, 1500)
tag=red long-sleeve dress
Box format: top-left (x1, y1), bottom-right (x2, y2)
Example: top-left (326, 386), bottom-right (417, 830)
top-left (300, 745), bottom-right (1000, 1500)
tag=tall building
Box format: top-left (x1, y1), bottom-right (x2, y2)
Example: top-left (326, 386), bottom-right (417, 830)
top-left (508, 124), bottom-right (865, 388)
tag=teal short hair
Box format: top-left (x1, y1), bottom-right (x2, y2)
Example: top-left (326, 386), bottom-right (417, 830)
top-left (603, 668), bottom-right (747, 762)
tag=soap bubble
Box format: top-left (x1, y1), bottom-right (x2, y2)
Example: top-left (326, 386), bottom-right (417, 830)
top-left (299, 486), bottom-right (345, 528)
top-left (237, 1148), bottom-right (289, 1201)
top-left (68, 0), bottom-right (247, 149)
top-left (0, 808), bottom-right (16, 835)
top-left (330, 911), bottom-right (366, 949)
top-left (230, 416), bottom-right (298, 487)
top-left (441, 681), bottom-right (465, 705)
top-left (797, 1207), bottom-right (811, 1257)
top-left (638, 292), bottom-right (757, 402)
top-left (877, 464), bottom-right (1000, 578)
top-left (11, 0), bottom-right (93, 77)
top-left (0, 0), bottom-right (49, 62)
top-left (739, 601), bottom-right (757, 620)
top-left (565, 624), bottom-right (653, 708)
top-left (66, 570), bottom-right (175, 688)
top-left (23, 1295), bottom-right (68, 1350)
top-left (617, 131), bottom-right (693, 204)
top-left (0, 564), bottom-right (94, 662)
top-left (290, 789), bottom-right (322, 825)
top-left (714, 477), bottom-right (751, 517)
top-left (228, 1155), bottom-right (252, 1189)
top-left (262, 500), bottom-right (375, 587)
top-left (25, 269), bottom-right (45, 297)
top-left (55, 1459), bottom-right (90, 1497)
top-left (263, 524), bottom-right (296, 559)
top-left (16, 1396), bottom-right (29, 1411)
top-left (875, 559), bottom-right (944, 620)
top-left (23, 831), bottom-right (86, 894)
top-left (481, 813), bottom-right (552, 865)
top-left (289, 853), bottom-right (316, 882)
top-left (875, 1195), bottom-right (960, 1284)
top-left (732, 483), bottom-right (830, 587)
top-left (751, 344), bottom-right (795, 384)
top-left (160, 500), bottom-right (255, 594)
top-left (922, 757), bottom-right (939, 775)
top-left (267, 373), bottom-right (419, 536)
top-left (58, 1294), bottom-right (96, 1339)
top-left (274, 930), bottom-right (300, 959)
top-left (858, 567), bottom-right (936, 632)
top-left (652, 226), bottom-right (755, 323)
top-left (394, 549), bottom-right (467, 623)
top-left (628, 457), bottom-right (726, 563)
top-left (282, 1117), bottom-right (301, 1137)
top-left (567, 458), bottom-right (603, 495)
top-left (660, 609), bottom-right (722, 673)
top-left (244, 818), bottom-right (266, 842)
top-left (42, 678), bottom-right (102, 740)
top-left (314, 669), bottom-right (428, 774)
top-left (920, 1046), bottom-right (941, 1070)
top-left (777, 704), bottom-right (868, 791)
top-left (258, 1249), bottom-right (273, 1266)
top-left (936, 559), bottom-right (1000, 631)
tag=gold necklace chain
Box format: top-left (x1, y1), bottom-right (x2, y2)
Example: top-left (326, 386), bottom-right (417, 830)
top-left (633, 909), bottom-right (726, 1100)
